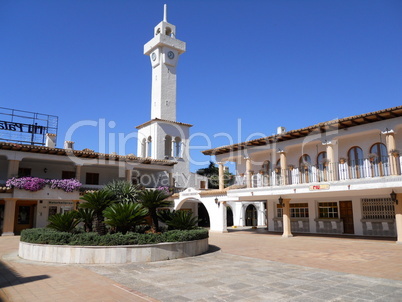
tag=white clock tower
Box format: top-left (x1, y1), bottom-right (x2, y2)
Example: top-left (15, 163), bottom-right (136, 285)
top-left (137, 5), bottom-right (199, 189)
top-left (143, 4), bottom-right (186, 121)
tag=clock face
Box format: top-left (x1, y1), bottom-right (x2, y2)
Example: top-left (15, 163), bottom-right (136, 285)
top-left (151, 52), bottom-right (156, 61)
top-left (167, 51), bottom-right (175, 59)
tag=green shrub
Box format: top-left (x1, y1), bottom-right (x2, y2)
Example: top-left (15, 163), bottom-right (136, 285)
top-left (161, 210), bottom-right (201, 230)
top-left (20, 228), bottom-right (208, 246)
top-left (103, 202), bottom-right (148, 234)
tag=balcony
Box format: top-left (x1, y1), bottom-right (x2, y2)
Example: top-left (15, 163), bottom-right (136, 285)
top-left (233, 155), bottom-right (401, 189)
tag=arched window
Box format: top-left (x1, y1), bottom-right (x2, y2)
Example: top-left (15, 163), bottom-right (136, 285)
top-left (370, 143), bottom-right (388, 176)
top-left (174, 137), bottom-right (182, 157)
top-left (147, 136), bottom-right (152, 158)
top-left (141, 138), bottom-right (146, 158)
top-left (262, 160), bottom-right (271, 174)
top-left (317, 151), bottom-right (328, 181)
top-left (299, 154), bottom-right (311, 183)
top-left (348, 146), bottom-right (364, 179)
top-left (164, 135), bottom-right (172, 158)
top-left (317, 152), bottom-right (327, 166)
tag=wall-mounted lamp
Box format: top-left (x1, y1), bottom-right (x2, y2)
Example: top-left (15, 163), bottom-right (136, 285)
top-left (390, 190), bottom-right (398, 205)
top-left (44, 168), bottom-right (48, 173)
top-left (278, 196), bottom-right (284, 207)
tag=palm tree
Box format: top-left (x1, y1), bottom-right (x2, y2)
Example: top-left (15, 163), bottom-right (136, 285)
top-left (47, 211), bottom-right (80, 233)
top-left (138, 189), bottom-right (172, 230)
top-left (104, 180), bottom-right (141, 203)
top-left (79, 190), bottom-right (115, 235)
top-left (103, 202), bottom-right (148, 234)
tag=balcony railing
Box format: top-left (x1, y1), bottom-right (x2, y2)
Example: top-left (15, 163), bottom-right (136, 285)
top-left (234, 155), bottom-right (401, 189)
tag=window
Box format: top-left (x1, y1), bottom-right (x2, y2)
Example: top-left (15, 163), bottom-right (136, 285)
top-left (18, 168), bottom-right (31, 177)
top-left (370, 143), bottom-right (389, 176)
top-left (141, 138), bottom-right (146, 157)
top-left (277, 204), bottom-right (283, 218)
top-left (299, 154), bottom-right (311, 183)
top-left (62, 171), bottom-right (76, 179)
top-left (262, 160), bottom-right (271, 174)
top-left (290, 203), bottom-right (309, 218)
top-left (86, 173), bottom-right (99, 185)
top-left (164, 135), bottom-right (172, 158)
top-left (348, 146), bottom-right (364, 178)
top-left (318, 202), bottom-right (338, 218)
top-left (362, 198), bottom-right (394, 220)
top-left (174, 137), bottom-right (182, 157)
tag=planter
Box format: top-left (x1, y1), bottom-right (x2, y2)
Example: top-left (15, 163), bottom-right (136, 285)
top-left (19, 238), bottom-right (209, 264)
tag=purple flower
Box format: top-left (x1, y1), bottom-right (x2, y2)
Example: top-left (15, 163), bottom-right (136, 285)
top-left (6, 177), bottom-right (81, 192)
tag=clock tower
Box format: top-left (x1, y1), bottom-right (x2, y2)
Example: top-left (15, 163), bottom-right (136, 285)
top-left (143, 4), bottom-right (186, 121)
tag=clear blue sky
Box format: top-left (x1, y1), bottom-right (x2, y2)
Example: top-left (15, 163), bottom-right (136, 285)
top-left (1, 0), bottom-right (401, 172)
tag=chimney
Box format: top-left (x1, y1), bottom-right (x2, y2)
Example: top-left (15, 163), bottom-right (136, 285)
top-left (64, 141), bottom-right (74, 150)
top-left (45, 133), bottom-right (57, 148)
top-left (277, 126), bottom-right (286, 135)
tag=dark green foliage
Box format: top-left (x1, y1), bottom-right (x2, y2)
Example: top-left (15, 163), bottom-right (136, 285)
top-left (76, 208), bottom-right (95, 232)
top-left (138, 189), bottom-right (172, 229)
top-left (165, 210), bottom-right (201, 230)
top-left (46, 211), bottom-right (80, 233)
top-left (104, 180), bottom-right (141, 203)
top-left (20, 228), bottom-right (208, 246)
top-left (196, 161), bottom-right (234, 188)
top-left (157, 209), bottom-right (175, 223)
top-left (103, 202), bottom-right (148, 234)
top-left (79, 190), bottom-right (115, 235)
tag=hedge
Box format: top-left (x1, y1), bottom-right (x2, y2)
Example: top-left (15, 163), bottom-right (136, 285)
top-left (20, 228), bottom-right (209, 246)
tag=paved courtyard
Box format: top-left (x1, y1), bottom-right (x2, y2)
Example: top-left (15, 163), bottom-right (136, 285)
top-left (1, 229), bottom-right (402, 301)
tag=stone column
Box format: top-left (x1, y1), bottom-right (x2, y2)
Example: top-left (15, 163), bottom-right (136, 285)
top-left (125, 169), bottom-right (132, 183)
top-left (171, 137), bottom-right (176, 157)
top-left (218, 162), bottom-right (225, 190)
top-left (245, 157), bottom-right (253, 188)
top-left (279, 151), bottom-right (287, 185)
top-left (383, 129), bottom-right (398, 175)
top-left (282, 198), bottom-right (293, 238)
top-left (395, 193), bottom-right (402, 244)
top-left (168, 172), bottom-right (174, 187)
top-left (323, 140), bottom-right (337, 181)
top-left (75, 165), bottom-right (82, 183)
top-left (7, 160), bottom-right (20, 178)
top-left (2, 198), bottom-right (17, 236)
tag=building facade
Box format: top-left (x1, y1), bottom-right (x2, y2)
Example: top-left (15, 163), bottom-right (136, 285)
top-left (175, 106), bottom-right (402, 243)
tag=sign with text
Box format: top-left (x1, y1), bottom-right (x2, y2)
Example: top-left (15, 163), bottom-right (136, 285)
top-left (309, 184), bottom-right (330, 191)
top-left (0, 107), bottom-right (58, 146)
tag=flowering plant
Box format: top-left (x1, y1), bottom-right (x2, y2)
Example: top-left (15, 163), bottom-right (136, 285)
top-left (6, 177), bottom-right (81, 192)
top-left (156, 186), bottom-right (172, 195)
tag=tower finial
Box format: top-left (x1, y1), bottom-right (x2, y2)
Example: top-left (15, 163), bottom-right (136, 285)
top-left (163, 4), bottom-right (167, 22)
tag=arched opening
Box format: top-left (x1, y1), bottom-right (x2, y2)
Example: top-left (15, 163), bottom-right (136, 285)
top-left (174, 137), bottom-right (182, 157)
top-left (165, 26), bottom-right (172, 36)
top-left (227, 206), bottom-right (233, 227)
top-left (147, 136), bottom-right (152, 158)
top-left (299, 154), bottom-right (311, 183)
top-left (164, 135), bottom-right (172, 158)
top-left (370, 143), bottom-right (389, 176)
top-left (317, 151), bottom-right (328, 181)
top-left (245, 204), bottom-right (257, 226)
top-left (141, 138), bottom-right (146, 158)
top-left (348, 146), bottom-right (364, 179)
top-left (197, 203), bottom-right (210, 227)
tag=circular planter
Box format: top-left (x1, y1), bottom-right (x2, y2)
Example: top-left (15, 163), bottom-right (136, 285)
top-left (19, 238), bottom-right (209, 264)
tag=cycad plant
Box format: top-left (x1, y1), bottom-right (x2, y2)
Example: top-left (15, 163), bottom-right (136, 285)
top-left (165, 210), bottom-right (200, 230)
top-left (103, 202), bottom-right (148, 234)
top-left (47, 211), bottom-right (80, 233)
top-left (79, 190), bottom-right (115, 235)
top-left (104, 180), bottom-right (141, 203)
top-left (138, 189), bottom-right (172, 230)
top-left (76, 208), bottom-right (95, 232)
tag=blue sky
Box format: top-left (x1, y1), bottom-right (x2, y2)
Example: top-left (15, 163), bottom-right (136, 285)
top-left (1, 0), bottom-right (401, 172)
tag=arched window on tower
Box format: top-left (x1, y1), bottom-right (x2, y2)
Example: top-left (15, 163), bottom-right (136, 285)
top-left (147, 136), bottom-right (152, 158)
top-left (141, 138), bottom-right (146, 158)
top-left (174, 137), bottom-right (182, 157)
top-left (164, 135), bottom-right (172, 158)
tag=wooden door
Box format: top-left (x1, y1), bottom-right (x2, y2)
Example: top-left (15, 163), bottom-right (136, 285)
top-left (339, 201), bottom-right (354, 234)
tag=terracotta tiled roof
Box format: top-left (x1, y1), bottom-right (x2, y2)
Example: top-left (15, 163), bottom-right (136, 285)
top-left (136, 118), bottom-right (193, 129)
top-left (203, 105), bottom-right (402, 156)
top-left (0, 142), bottom-right (177, 166)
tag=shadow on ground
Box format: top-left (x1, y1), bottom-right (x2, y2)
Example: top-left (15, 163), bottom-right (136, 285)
top-left (0, 260), bottom-right (50, 289)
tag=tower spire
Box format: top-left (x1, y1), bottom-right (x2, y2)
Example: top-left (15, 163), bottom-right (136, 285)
top-left (163, 4), bottom-right (167, 22)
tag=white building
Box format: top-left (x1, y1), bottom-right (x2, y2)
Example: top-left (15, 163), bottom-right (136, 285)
top-left (175, 106), bottom-right (402, 243)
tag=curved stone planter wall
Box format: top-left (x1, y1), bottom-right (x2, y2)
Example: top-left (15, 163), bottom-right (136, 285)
top-left (19, 238), bottom-right (209, 264)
